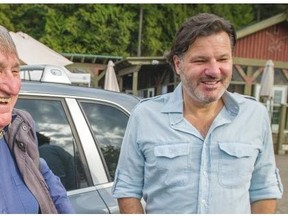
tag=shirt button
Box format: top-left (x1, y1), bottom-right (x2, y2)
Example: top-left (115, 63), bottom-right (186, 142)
top-left (201, 200), bottom-right (208, 207)
top-left (203, 171), bottom-right (207, 176)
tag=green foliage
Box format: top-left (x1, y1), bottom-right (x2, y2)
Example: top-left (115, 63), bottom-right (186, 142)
top-left (253, 4), bottom-right (288, 21)
top-left (41, 4), bottom-right (134, 56)
top-left (9, 4), bottom-right (49, 38)
top-left (1, 4), bottom-right (286, 57)
top-left (0, 5), bottom-right (15, 31)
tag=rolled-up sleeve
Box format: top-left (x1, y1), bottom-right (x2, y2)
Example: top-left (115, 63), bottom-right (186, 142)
top-left (249, 114), bottom-right (283, 203)
top-left (112, 106), bottom-right (144, 199)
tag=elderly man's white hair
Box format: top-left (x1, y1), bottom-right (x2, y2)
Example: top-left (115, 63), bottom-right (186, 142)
top-left (0, 25), bottom-right (18, 57)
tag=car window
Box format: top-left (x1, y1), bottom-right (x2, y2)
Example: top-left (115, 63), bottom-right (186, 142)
top-left (80, 101), bottom-right (129, 181)
top-left (16, 98), bottom-right (89, 191)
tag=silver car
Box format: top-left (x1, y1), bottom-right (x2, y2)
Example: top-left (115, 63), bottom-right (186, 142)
top-left (16, 81), bottom-right (140, 213)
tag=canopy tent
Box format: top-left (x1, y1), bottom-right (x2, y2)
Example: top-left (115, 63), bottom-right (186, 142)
top-left (259, 59), bottom-right (274, 121)
top-left (9, 31), bottom-right (73, 67)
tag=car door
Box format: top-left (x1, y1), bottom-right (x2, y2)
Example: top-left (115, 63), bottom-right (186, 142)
top-left (77, 99), bottom-right (131, 213)
top-left (16, 95), bottom-right (111, 213)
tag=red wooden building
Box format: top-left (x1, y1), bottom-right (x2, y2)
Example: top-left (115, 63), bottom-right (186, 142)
top-left (235, 13), bottom-right (288, 61)
top-left (232, 12), bottom-right (288, 100)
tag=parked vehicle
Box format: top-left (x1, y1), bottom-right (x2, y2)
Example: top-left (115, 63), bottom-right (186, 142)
top-left (20, 64), bottom-right (91, 87)
top-left (16, 81), bottom-right (140, 213)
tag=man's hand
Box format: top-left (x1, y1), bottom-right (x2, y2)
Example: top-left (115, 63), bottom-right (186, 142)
top-left (251, 199), bottom-right (277, 213)
top-left (118, 197), bottom-right (144, 214)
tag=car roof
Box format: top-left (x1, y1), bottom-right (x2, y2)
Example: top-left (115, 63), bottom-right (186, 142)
top-left (20, 64), bottom-right (55, 70)
top-left (20, 82), bottom-right (140, 113)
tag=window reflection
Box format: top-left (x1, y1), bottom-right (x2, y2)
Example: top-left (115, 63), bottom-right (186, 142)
top-left (16, 98), bottom-right (88, 191)
top-left (80, 102), bottom-right (129, 180)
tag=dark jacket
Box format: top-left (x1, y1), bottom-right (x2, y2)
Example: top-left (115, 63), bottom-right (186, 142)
top-left (4, 108), bottom-right (58, 213)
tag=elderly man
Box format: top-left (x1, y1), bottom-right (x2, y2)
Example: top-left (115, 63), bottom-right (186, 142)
top-left (0, 25), bottom-right (74, 213)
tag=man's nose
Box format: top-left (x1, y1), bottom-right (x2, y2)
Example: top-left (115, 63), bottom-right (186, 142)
top-left (204, 61), bottom-right (221, 77)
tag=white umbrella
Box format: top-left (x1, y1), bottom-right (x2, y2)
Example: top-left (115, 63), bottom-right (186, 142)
top-left (259, 59), bottom-right (274, 121)
top-left (104, 60), bottom-right (120, 92)
top-left (9, 31), bottom-right (73, 67)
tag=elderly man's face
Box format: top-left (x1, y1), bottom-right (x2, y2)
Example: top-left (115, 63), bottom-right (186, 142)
top-left (0, 51), bottom-right (21, 130)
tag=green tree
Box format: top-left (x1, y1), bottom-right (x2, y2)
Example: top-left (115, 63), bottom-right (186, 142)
top-left (41, 4), bottom-right (134, 56)
top-left (0, 5), bottom-right (15, 31)
top-left (9, 4), bottom-right (49, 38)
top-left (131, 4), bottom-right (254, 56)
top-left (253, 4), bottom-right (288, 21)
top-left (192, 4), bottom-right (254, 29)
top-left (1, 4), bottom-right (286, 57)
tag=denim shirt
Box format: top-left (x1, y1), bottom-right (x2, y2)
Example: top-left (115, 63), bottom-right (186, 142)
top-left (0, 136), bottom-right (38, 213)
top-left (0, 113), bottom-right (75, 214)
top-left (0, 135), bottom-right (75, 213)
top-left (112, 83), bottom-right (283, 214)
top-left (39, 158), bottom-right (75, 214)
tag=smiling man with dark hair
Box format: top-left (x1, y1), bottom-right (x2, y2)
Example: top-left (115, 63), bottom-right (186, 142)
top-left (112, 13), bottom-right (283, 214)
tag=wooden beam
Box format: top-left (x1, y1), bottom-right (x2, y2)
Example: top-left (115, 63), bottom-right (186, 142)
top-left (234, 64), bottom-right (247, 80)
top-left (97, 69), bottom-right (106, 81)
top-left (282, 69), bottom-right (288, 81)
top-left (125, 56), bottom-right (167, 65)
top-left (252, 67), bottom-right (264, 80)
top-left (233, 57), bottom-right (288, 69)
top-left (118, 65), bottom-right (141, 76)
top-left (230, 81), bottom-right (246, 85)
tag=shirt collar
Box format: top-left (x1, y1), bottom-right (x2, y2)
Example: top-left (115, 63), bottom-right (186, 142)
top-left (222, 91), bottom-right (241, 116)
top-left (161, 83), bottom-right (184, 113)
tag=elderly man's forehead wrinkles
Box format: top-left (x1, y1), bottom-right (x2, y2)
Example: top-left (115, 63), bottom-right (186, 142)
top-left (0, 41), bottom-right (17, 55)
top-left (0, 56), bottom-right (20, 70)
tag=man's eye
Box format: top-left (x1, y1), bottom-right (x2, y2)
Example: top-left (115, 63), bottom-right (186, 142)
top-left (218, 58), bottom-right (229, 62)
top-left (12, 70), bottom-right (20, 76)
top-left (192, 59), bottom-right (206, 64)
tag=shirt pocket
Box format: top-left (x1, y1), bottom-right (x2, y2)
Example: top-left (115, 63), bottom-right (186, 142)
top-left (218, 142), bottom-right (259, 188)
top-left (154, 143), bottom-right (189, 187)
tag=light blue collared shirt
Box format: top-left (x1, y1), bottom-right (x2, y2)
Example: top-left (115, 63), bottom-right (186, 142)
top-left (112, 83), bottom-right (283, 214)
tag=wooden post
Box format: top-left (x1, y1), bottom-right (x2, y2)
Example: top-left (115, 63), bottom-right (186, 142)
top-left (132, 71), bottom-right (139, 96)
top-left (277, 104), bottom-right (287, 155)
top-left (244, 66), bottom-right (253, 96)
top-left (118, 75), bottom-right (123, 92)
